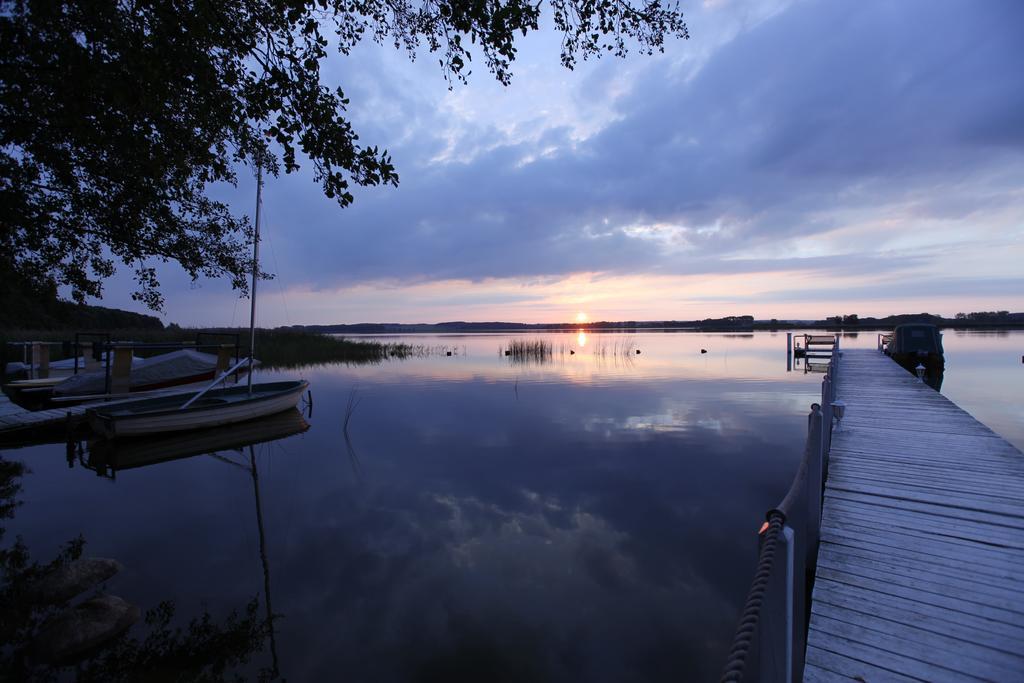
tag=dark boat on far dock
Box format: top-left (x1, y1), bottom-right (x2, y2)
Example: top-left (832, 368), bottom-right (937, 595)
top-left (883, 323), bottom-right (944, 390)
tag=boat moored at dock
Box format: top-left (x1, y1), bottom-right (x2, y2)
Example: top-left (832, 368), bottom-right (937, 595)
top-left (86, 380), bottom-right (309, 439)
top-left (84, 408), bottom-right (309, 475)
top-left (882, 323), bottom-right (944, 389)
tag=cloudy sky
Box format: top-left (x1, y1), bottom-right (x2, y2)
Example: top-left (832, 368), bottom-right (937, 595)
top-left (101, 0), bottom-right (1024, 326)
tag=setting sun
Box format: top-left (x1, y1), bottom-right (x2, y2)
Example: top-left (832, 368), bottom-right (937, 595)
top-left (575, 311), bottom-right (588, 323)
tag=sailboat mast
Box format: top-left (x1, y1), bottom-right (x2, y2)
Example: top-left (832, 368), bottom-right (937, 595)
top-left (248, 163), bottom-right (263, 394)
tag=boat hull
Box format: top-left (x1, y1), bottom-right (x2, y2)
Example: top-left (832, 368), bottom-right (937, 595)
top-left (87, 409), bottom-right (309, 475)
top-left (88, 381), bottom-right (309, 439)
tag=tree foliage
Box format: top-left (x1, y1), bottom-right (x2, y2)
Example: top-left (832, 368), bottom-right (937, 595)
top-left (0, 0), bottom-right (688, 310)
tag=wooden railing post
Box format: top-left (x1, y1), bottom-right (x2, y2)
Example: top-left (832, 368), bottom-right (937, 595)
top-left (787, 522), bottom-right (806, 683)
top-left (757, 527), bottom-right (788, 682)
top-left (757, 521), bottom-right (806, 683)
top-left (806, 406), bottom-right (824, 570)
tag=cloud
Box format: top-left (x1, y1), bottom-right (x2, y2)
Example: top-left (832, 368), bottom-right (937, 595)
top-left (259, 0), bottom-right (1023, 289)
top-left (95, 0), bottom-right (1023, 323)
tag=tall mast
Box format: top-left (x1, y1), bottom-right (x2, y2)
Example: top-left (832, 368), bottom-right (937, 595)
top-left (248, 163), bottom-right (263, 394)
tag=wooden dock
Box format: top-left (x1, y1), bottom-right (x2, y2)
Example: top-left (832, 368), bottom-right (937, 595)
top-left (804, 348), bottom-right (1024, 681)
top-left (0, 389), bottom-right (192, 446)
top-left (0, 393), bottom-right (95, 446)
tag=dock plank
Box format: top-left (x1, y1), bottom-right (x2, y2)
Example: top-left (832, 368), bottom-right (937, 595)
top-left (813, 578), bottom-right (1024, 651)
top-left (804, 348), bottom-right (1024, 681)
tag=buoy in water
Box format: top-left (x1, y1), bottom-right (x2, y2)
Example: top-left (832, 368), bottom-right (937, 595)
top-left (636, 349), bottom-right (641, 354)
top-left (700, 349), bottom-right (708, 354)
top-left (446, 351), bottom-right (452, 356)
top-left (569, 349), bottom-right (575, 355)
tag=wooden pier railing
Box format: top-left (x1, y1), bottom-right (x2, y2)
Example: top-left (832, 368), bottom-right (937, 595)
top-left (721, 337), bottom-right (839, 682)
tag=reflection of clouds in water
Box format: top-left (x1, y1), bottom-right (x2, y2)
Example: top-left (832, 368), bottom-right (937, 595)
top-left (571, 399), bottom-right (765, 435)
top-left (696, 417), bottom-right (724, 433)
top-left (277, 480), bottom-right (740, 682)
top-left (218, 360), bottom-right (814, 681)
top-left (433, 492), bottom-right (637, 591)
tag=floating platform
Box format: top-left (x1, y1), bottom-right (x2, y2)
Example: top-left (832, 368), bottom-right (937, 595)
top-left (804, 349), bottom-right (1024, 681)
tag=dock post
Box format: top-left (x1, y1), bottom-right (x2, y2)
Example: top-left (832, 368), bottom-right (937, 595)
top-left (31, 343), bottom-right (50, 379)
top-left (757, 528), bottom-right (785, 682)
top-left (786, 332), bottom-right (793, 372)
top-left (784, 523), bottom-right (806, 683)
top-left (757, 522), bottom-right (804, 683)
top-left (82, 343), bottom-right (100, 372)
top-left (215, 344), bottom-right (233, 376)
top-left (110, 347), bottom-right (133, 394)
top-left (806, 406), bottom-right (824, 570)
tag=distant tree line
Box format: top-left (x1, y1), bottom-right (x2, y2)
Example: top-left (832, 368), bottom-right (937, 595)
top-left (954, 311), bottom-right (1012, 321)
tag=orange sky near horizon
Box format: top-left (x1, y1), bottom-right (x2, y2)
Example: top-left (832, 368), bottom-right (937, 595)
top-left (160, 269), bottom-right (1023, 327)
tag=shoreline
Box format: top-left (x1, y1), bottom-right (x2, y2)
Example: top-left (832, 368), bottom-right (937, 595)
top-left (308, 322), bottom-right (1024, 335)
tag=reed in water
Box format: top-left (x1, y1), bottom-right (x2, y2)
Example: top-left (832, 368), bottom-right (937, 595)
top-left (504, 339), bottom-right (553, 363)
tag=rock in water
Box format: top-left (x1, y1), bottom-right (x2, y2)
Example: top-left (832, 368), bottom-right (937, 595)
top-left (30, 557), bottom-right (123, 604)
top-left (32, 594), bottom-right (140, 663)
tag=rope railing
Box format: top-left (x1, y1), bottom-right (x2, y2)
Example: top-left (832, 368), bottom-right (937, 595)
top-left (720, 514), bottom-right (785, 682)
top-left (719, 336), bottom-right (839, 683)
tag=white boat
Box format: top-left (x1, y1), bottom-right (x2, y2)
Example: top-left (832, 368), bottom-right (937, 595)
top-left (53, 349), bottom-right (250, 397)
top-left (4, 352), bottom-right (140, 377)
top-left (83, 163), bottom-right (308, 438)
top-left (86, 408), bottom-right (309, 473)
top-left (87, 380), bottom-right (309, 438)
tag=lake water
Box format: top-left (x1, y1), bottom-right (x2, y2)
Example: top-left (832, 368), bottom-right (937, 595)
top-left (2, 330), bottom-right (1021, 681)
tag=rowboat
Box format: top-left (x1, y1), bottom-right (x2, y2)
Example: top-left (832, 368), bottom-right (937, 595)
top-left (82, 162), bottom-right (309, 438)
top-left (87, 380), bottom-right (309, 439)
top-left (86, 408), bottom-right (309, 474)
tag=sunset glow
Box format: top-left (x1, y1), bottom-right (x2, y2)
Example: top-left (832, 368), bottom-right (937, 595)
top-left (576, 311), bottom-right (588, 323)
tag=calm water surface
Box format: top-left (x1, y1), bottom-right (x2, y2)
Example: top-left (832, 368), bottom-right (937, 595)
top-left (2, 330), bottom-right (1021, 681)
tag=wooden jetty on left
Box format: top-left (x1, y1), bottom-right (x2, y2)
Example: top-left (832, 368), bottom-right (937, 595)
top-left (0, 390), bottom-right (189, 446)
